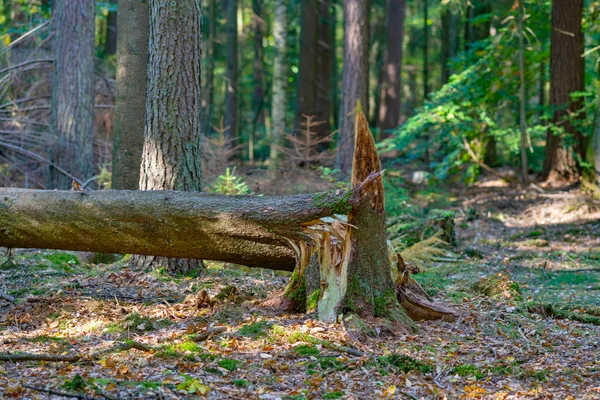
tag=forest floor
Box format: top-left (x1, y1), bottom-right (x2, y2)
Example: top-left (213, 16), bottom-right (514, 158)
top-left (0, 174), bottom-right (599, 399)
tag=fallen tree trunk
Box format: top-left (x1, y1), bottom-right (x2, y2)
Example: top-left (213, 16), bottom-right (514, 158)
top-left (0, 185), bottom-right (371, 271)
top-left (0, 102), bottom-right (457, 327)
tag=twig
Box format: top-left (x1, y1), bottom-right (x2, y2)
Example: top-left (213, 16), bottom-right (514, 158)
top-left (91, 340), bottom-right (153, 360)
top-left (462, 137), bottom-right (511, 182)
top-left (0, 140), bottom-right (83, 184)
top-left (193, 326), bottom-right (227, 342)
top-left (0, 341), bottom-right (153, 363)
top-left (0, 353), bottom-right (81, 362)
top-left (0, 59), bottom-right (54, 76)
top-left (0, 292), bottom-right (15, 302)
top-left (22, 384), bottom-right (97, 400)
top-left (0, 21), bottom-right (51, 56)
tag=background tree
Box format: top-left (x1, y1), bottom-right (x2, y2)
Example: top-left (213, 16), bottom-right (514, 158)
top-left (542, 0), bottom-right (584, 181)
top-left (296, 0), bottom-right (318, 128)
top-left (377, 0), bottom-right (406, 137)
top-left (225, 0), bottom-right (239, 153)
top-left (111, 0), bottom-right (148, 190)
top-left (335, 0), bottom-right (369, 174)
top-left (316, 0), bottom-right (334, 144)
top-left (270, 0), bottom-right (288, 170)
top-left (250, 0), bottom-right (266, 163)
top-left (47, 0), bottom-right (96, 189)
top-left (133, 0), bottom-right (204, 275)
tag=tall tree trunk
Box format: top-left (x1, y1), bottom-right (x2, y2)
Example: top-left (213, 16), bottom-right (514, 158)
top-left (296, 0), bottom-right (319, 128)
top-left (422, 0), bottom-right (430, 167)
top-left (582, 65), bottom-right (600, 197)
top-left (377, 0), bottom-right (405, 136)
top-left (225, 0), bottom-right (238, 153)
top-left (47, 0), bottom-right (95, 190)
top-left (316, 0), bottom-right (333, 146)
top-left (133, 0), bottom-right (204, 275)
top-left (270, 0), bottom-right (288, 171)
top-left (111, 0), bottom-right (149, 190)
top-left (518, 4), bottom-right (529, 184)
top-left (250, 0), bottom-right (266, 164)
top-left (203, 0), bottom-right (216, 138)
top-left (335, 0), bottom-right (369, 175)
top-left (440, 7), bottom-right (458, 84)
top-left (542, 0), bottom-right (584, 181)
top-left (331, 0), bottom-right (339, 130)
top-left (105, 0), bottom-right (118, 55)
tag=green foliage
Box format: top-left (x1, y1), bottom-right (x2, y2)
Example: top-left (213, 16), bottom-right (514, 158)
top-left (452, 364), bottom-right (486, 379)
top-left (293, 344), bottom-right (320, 357)
top-left (63, 374), bottom-right (86, 391)
top-left (381, 0), bottom-right (554, 183)
top-left (218, 358), bottom-right (239, 372)
top-left (379, 354), bottom-right (433, 374)
top-left (323, 391), bottom-right (344, 399)
top-left (237, 321), bottom-right (270, 337)
top-left (176, 375), bottom-right (209, 395)
top-left (209, 167), bottom-right (251, 195)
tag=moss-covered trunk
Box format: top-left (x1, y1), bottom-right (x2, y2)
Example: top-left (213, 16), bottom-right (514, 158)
top-left (0, 186), bottom-right (365, 272)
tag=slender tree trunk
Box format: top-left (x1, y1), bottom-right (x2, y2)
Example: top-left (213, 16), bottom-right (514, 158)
top-left (582, 63), bottom-right (600, 197)
top-left (225, 0), bottom-right (238, 152)
top-left (47, 0), bottom-right (95, 190)
top-left (250, 0), bottom-right (266, 164)
top-left (331, 0), bottom-right (339, 129)
top-left (111, 0), bottom-right (148, 190)
top-left (335, 0), bottom-right (369, 175)
top-left (542, 0), bottom-right (584, 181)
top-left (377, 0), bottom-right (405, 136)
top-left (133, 0), bottom-right (204, 275)
top-left (296, 0), bottom-right (319, 128)
top-left (203, 0), bottom-right (216, 138)
top-left (105, 0), bottom-right (118, 55)
top-left (518, 5), bottom-right (529, 184)
top-left (316, 0), bottom-right (333, 146)
top-left (422, 0), bottom-right (430, 167)
top-left (270, 0), bottom-right (288, 171)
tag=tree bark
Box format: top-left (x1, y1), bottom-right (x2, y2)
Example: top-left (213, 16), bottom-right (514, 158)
top-left (582, 61), bottom-right (600, 197)
top-left (377, 0), bottom-right (406, 136)
top-left (225, 0), bottom-right (239, 151)
top-left (47, 0), bottom-right (96, 190)
top-left (270, 0), bottom-right (288, 171)
top-left (134, 0), bottom-right (203, 275)
top-left (111, 0), bottom-right (149, 190)
top-left (296, 0), bottom-right (319, 128)
top-left (316, 0), bottom-right (333, 146)
top-left (440, 7), bottom-right (459, 84)
top-left (203, 0), bottom-right (216, 138)
top-left (105, 0), bottom-right (118, 55)
top-left (542, 0), bottom-right (584, 181)
top-left (250, 0), bottom-right (266, 163)
top-left (335, 0), bottom-right (369, 175)
top-left (0, 187), bottom-right (365, 272)
top-left (518, 5), bottom-right (529, 184)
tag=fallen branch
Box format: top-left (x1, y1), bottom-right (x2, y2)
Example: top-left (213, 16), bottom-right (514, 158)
top-left (0, 341), bottom-right (154, 363)
top-left (0, 59), bottom-right (54, 76)
top-left (0, 353), bottom-right (81, 362)
top-left (22, 384), bottom-right (97, 400)
top-left (0, 292), bottom-right (15, 302)
top-left (462, 137), bottom-right (512, 183)
top-left (192, 326), bottom-right (227, 342)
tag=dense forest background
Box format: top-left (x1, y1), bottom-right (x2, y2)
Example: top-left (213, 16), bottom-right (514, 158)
top-left (1, 0), bottom-right (600, 193)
